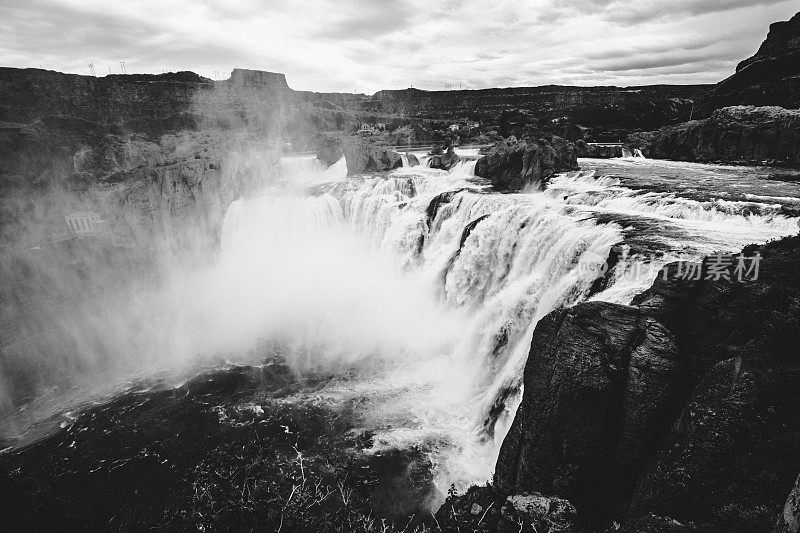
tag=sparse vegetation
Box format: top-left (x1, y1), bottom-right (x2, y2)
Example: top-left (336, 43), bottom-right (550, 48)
top-left (0, 362), bottom-right (438, 532)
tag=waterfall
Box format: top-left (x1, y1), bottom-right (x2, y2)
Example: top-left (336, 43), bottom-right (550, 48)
top-left (400, 152), bottom-right (409, 167)
top-left (278, 154), bottom-right (348, 184)
top-left (621, 147), bottom-right (646, 158)
top-left (293, 161), bottom-right (796, 493)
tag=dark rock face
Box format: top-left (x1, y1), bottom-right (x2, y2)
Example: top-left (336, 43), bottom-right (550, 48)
top-left (405, 152), bottom-right (420, 167)
top-left (475, 135), bottom-right (578, 191)
top-left (495, 302), bottom-right (681, 525)
top-left (427, 146), bottom-right (461, 170)
top-left (708, 11), bottom-right (800, 109)
top-left (495, 235), bottom-right (800, 530)
top-left (340, 138), bottom-right (403, 173)
top-left (629, 106), bottom-right (800, 166)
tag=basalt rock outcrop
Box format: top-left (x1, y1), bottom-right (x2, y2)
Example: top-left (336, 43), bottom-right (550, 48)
top-left (427, 145), bottom-right (461, 171)
top-left (494, 235), bottom-right (800, 531)
top-left (629, 106), bottom-right (800, 166)
top-left (708, 11), bottom-right (800, 110)
top-left (315, 134), bottom-right (407, 174)
top-left (475, 135), bottom-right (578, 191)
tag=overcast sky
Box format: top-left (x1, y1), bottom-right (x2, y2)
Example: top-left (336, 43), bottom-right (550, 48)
top-left (1, 0), bottom-right (797, 93)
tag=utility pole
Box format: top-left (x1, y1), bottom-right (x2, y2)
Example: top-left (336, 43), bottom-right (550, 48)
top-left (88, 63), bottom-right (96, 76)
top-left (119, 61), bottom-right (126, 74)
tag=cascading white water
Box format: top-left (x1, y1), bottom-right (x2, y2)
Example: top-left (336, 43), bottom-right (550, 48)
top-left (219, 148), bottom-right (796, 496)
top-left (163, 150), bottom-right (800, 504)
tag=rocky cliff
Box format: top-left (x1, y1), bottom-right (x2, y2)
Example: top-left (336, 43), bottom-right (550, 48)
top-left (490, 235), bottom-right (800, 531)
top-left (629, 106), bottom-right (800, 166)
top-left (708, 11), bottom-right (800, 110)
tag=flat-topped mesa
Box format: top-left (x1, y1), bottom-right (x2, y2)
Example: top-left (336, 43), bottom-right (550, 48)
top-left (226, 68), bottom-right (291, 91)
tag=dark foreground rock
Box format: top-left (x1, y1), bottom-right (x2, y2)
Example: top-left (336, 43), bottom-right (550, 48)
top-left (0, 362), bottom-right (439, 532)
top-left (475, 135), bottom-right (578, 191)
top-left (494, 235), bottom-right (800, 531)
top-left (629, 106), bottom-right (800, 166)
top-left (435, 485), bottom-right (577, 533)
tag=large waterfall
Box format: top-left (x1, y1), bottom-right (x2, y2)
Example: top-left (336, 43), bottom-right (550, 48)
top-left (213, 150), bottom-right (800, 501)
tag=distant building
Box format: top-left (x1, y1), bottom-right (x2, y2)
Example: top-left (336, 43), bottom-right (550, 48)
top-left (65, 211), bottom-right (105, 236)
top-left (357, 123), bottom-right (377, 134)
top-left (448, 124), bottom-right (461, 131)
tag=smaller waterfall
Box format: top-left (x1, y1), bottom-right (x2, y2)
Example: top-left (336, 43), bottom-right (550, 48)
top-left (621, 147), bottom-right (646, 158)
top-left (450, 159), bottom-right (478, 176)
top-left (278, 155), bottom-right (348, 185)
top-left (400, 153), bottom-right (409, 167)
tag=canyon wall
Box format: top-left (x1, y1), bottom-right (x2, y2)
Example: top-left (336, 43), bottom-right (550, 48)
top-left (372, 84), bottom-right (708, 137)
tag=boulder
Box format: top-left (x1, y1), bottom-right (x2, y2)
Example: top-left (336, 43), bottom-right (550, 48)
top-left (427, 146), bottom-right (461, 170)
top-left (315, 136), bottom-right (404, 174)
top-left (475, 135), bottom-right (579, 191)
top-left (405, 152), bottom-right (420, 167)
top-left (315, 136), bottom-right (343, 166)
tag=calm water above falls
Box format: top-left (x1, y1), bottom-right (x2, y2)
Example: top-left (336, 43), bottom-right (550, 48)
top-left (216, 152), bottom-right (799, 504)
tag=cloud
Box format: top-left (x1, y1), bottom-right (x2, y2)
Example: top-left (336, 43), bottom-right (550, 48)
top-left (0, 0), bottom-right (798, 91)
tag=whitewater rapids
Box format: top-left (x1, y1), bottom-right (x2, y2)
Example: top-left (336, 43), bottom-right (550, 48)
top-left (212, 150), bottom-right (800, 504)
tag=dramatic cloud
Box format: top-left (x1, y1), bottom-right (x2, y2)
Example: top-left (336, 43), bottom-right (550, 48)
top-left (0, 0), bottom-right (797, 91)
